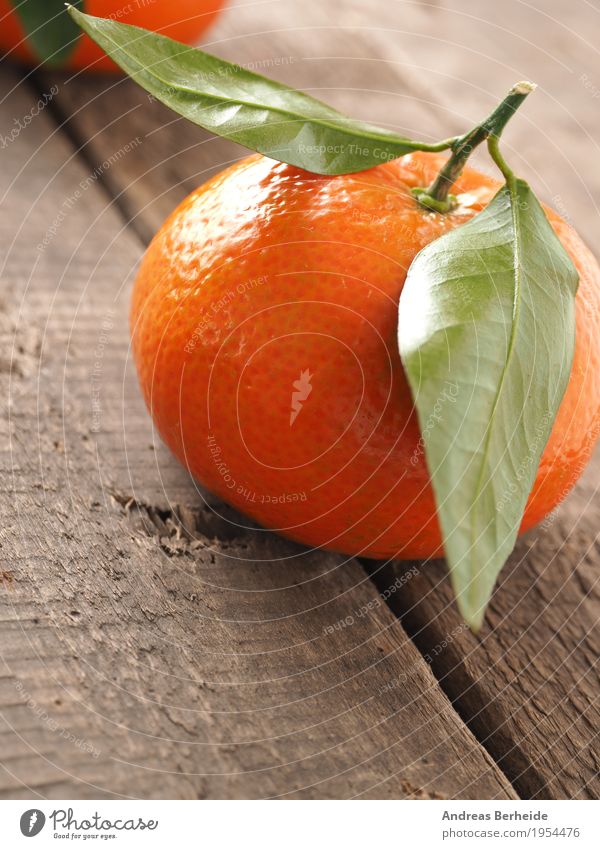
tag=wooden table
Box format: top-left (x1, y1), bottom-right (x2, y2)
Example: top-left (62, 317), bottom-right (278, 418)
top-left (0, 0), bottom-right (598, 799)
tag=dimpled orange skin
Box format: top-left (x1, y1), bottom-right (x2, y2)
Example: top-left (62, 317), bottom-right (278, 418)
top-left (131, 151), bottom-right (600, 559)
top-left (0, 0), bottom-right (225, 72)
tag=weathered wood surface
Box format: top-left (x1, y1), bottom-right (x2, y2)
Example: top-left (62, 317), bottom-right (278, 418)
top-left (0, 14), bottom-right (516, 801)
top-left (356, 0), bottom-right (600, 800)
top-left (49, 0), bottom-right (600, 799)
top-left (1, 0), bottom-right (599, 800)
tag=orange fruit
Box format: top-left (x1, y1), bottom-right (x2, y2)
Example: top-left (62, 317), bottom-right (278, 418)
top-left (0, 0), bottom-right (225, 72)
top-left (130, 152), bottom-right (600, 559)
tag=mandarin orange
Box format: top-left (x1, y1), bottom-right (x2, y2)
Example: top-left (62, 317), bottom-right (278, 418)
top-left (130, 152), bottom-right (600, 558)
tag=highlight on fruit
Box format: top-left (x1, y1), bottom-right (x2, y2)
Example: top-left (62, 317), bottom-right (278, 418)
top-left (67, 6), bottom-right (600, 631)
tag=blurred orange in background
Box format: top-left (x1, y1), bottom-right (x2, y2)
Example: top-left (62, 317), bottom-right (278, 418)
top-left (0, 0), bottom-right (226, 72)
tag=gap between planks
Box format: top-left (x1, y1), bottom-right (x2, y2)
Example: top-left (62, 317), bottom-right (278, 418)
top-left (27, 0), bottom-right (600, 799)
top-left (31, 0), bottom-right (600, 799)
top-left (0, 57), bottom-right (517, 798)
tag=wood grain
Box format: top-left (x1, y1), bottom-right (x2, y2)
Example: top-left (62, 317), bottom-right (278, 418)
top-left (0, 58), bottom-right (514, 800)
top-left (349, 0), bottom-right (600, 799)
top-left (6, 0), bottom-right (599, 800)
top-left (349, 0), bottom-right (600, 800)
top-left (373, 460), bottom-right (600, 799)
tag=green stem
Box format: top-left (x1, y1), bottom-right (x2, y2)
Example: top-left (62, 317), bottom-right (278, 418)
top-left (416, 137), bottom-right (463, 153)
top-left (487, 134), bottom-right (516, 187)
top-left (413, 81), bottom-right (536, 213)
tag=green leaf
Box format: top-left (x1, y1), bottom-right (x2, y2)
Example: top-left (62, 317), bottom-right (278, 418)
top-left (67, 6), bottom-right (448, 175)
top-left (9, 0), bottom-right (84, 66)
top-left (399, 179), bottom-right (578, 631)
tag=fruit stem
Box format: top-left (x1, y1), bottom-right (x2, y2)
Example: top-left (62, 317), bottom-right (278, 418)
top-left (413, 81), bottom-right (536, 212)
top-left (487, 134), bottom-right (517, 188)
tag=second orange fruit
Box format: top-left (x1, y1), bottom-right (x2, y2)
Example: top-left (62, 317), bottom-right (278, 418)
top-left (131, 152), bottom-right (600, 559)
top-left (0, 0), bottom-right (225, 72)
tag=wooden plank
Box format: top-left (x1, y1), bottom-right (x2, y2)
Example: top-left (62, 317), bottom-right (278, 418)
top-left (38, 0), bottom-right (600, 797)
top-left (32, 0), bottom-right (600, 798)
top-left (374, 455), bottom-right (600, 799)
top-left (0, 65), bottom-right (515, 799)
